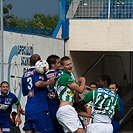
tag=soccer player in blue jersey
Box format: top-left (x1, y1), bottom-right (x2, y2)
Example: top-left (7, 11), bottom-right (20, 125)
top-left (77, 74), bottom-right (120, 133)
top-left (22, 54), bottom-right (55, 133)
top-left (0, 81), bottom-right (22, 133)
top-left (46, 54), bottom-right (64, 133)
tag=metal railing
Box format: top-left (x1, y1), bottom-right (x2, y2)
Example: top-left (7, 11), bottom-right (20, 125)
top-left (82, 54), bottom-right (127, 81)
top-left (66, 0), bottom-right (133, 19)
top-left (120, 106), bottom-right (133, 126)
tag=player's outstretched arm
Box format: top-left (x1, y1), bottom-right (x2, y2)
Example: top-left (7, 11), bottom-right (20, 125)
top-left (16, 103), bottom-right (22, 125)
top-left (67, 77), bottom-right (86, 94)
top-left (35, 78), bottom-right (55, 87)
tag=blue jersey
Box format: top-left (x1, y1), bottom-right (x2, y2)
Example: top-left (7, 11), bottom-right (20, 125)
top-left (22, 66), bottom-right (49, 115)
top-left (0, 91), bottom-right (19, 132)
top-left (45, 69), bottom-right (63, 133)
top-left (46, 69), bottom-right (62, 99)
top-left (112, 96), bottom-right (123, 133)
top-left (45, 70), bottom-right (62, 111)
top-left (0, 91), bottom-right (19, 118)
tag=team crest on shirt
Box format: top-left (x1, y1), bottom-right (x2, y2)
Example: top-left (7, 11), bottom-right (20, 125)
top-left (4, 98), bottom-right (12, 104)
top-left (67, 89), bottom-right (74, 96)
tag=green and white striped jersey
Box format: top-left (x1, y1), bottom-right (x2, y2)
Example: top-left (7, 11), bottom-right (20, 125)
top-left (55, 70), bottom-right (75, 102)
top-left (84, 88), bottom-right (120, 119)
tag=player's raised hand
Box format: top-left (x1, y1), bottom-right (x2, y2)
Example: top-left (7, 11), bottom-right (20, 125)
top-left (16, 116), bottom-right (22, 125)
top-left (20, 109), bottom-right (25, 115)
top-left (78, 77), bottom-right (86, 84)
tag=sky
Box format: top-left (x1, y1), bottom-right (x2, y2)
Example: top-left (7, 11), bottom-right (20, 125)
top-left (4, 0), bottom-right (59, 19)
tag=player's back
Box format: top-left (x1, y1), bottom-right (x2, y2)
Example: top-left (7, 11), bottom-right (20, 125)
top-left (22, 67), bottom-right (49, 115)
top-left (22, 67), bottom-right (35, 96)
top-left (92, 87), bottom-right (119, 122)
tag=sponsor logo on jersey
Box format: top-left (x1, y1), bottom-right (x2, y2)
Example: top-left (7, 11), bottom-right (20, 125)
top-left (46, 72), bottom-right (56, 79)
top-left (25, 70), bottom-right (35, 77)
top-left (5, 98), bottom-right (12, 104)
top-left (0, 104), bottom-right (9, 110)
top-left (98, 88), bottom-right (115, 97)
top-left (2, 128), bottom-right (10, 131)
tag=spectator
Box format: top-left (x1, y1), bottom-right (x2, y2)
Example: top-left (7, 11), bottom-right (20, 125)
top-left (89, 82), bottom-right (97, 91)
top-left (10, 111), bottom-right (21, 133)
top-left (109, 83), bottom-right (124, 133)
top-left (10, 111), bottom-right (18, 126)
top-left (0, 81), bottom-right (22, 133)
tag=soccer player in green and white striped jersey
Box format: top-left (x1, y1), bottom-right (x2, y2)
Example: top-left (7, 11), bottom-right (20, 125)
top-left (55, 56), bottom-right (86, 133)
top-left (77, 74), bottom-right (120, 133)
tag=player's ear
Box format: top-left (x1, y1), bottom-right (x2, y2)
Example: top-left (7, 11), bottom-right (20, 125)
top-left (103, 80), bottom-right (107, 86)
top-left (51, 63), bottom-right (55, 68)
top-left (116, 88), bottom-right (118, 92)
top-left (28, 61), bottom-right (30, 66)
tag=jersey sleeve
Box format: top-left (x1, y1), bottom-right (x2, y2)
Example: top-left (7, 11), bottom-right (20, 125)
top-left (58, 75), bottom-right (74, 86)
top-left (55, 70), bottom-right (62, 79)
top-left (11, 93), bottom-right (19, 105)
top-left (86, 101), bottom-right (93, 109)
top-left (84, 90), bottom-right (93, 103)
top-left (22, 74), bottom-right (30, 96)
top-left (34, 72), bottom-right (47, 83)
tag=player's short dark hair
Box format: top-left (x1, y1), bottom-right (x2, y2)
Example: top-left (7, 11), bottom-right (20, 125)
top-left (60, 56), bottom-right (71, 65)
top-left (89, 82), bottom-right (97, 87)
top-left (110, 83), bottom-right (118, 88)
top-left (46, 54), bottom-right (60, 69)
top-left (30, 54), bottom-right (41, 66)
top-left (99, 74), bottom-right (111, 86)
top-left (0, 81), bottom-right (9, 87)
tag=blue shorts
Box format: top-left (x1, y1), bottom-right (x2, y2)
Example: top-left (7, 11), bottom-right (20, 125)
top-left (0, 116), bottom-right (10, 133)
top-left (23, 111), bottom-right (54, 133)
top-left (48, 99), bottom-right (64, 133)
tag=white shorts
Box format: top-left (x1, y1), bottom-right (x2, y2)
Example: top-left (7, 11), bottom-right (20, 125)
top-left (56, 105), bottom-right (84, 133)
top-left (86, 123), bottom-right (113, 133)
